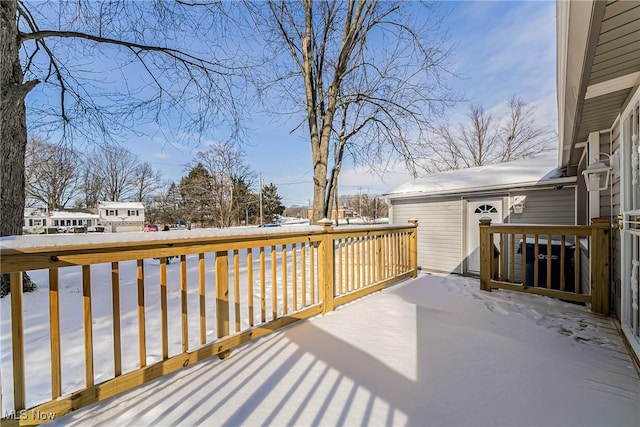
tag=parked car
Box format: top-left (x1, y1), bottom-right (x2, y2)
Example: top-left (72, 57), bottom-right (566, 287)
top-left (143, 224), bottom-right (159, 232)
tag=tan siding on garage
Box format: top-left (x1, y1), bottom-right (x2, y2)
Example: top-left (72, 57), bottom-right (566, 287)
top-left (392, 199), bottom-right (463, 273)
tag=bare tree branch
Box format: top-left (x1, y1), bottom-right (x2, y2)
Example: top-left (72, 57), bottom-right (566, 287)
top-left (424, 97), bottom-right (554, 173)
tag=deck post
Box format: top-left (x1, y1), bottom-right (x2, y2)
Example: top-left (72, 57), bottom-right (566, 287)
top-left (215, 250), bottom-right (231, 359)
top-left (318, 218), bottom-right (335, 314)
top-left (590, 217), bottom-right (610, 315)
top-left (408, 219), bottom-right (418, 278)
top-left (479, 217), bottom-right (492, 292)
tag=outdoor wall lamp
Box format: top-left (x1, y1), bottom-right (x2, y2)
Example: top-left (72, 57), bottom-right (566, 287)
top-left (582, 153), bottom-right (612, 192)
top-left (511, 195), bottom-right (526, 214)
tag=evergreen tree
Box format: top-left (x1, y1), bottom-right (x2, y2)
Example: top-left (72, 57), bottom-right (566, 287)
top-left (262, 183), bottom-right (285, 223)
top-left (180, 164), bottom-right (213, 227)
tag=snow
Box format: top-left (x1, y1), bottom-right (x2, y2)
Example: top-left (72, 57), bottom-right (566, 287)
top-left (4, 270), bottom-right (637, 426)
top-left (0, 225), bottom-right (324, 250)
top-left (98, 201), bottom-right (145, 209)
top-left (385, 151), bottom-right (575, 198)
top-left (24, 210), bottom-right (98, 220)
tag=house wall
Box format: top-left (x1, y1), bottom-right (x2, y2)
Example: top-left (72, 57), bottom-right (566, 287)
top-left (576, 156), bottom-right (589, 225)
top-left (391, 198), bottom-right (463, 274)
top-left (97, 204), bottom-right (145, 233)
top-left (503, 186), bottom-right (577, 282)
top-left (509, 187), bottom-right (576, 225)
top-left (599, 132), bottom-right (614, 218)
top-left (608, 121), bottom-right (622, 317)
top-left (389, 185), bottom-right (577, 276)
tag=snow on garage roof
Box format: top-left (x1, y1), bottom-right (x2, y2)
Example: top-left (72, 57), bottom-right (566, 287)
top-left (385, 151), bottom-right (576, 199)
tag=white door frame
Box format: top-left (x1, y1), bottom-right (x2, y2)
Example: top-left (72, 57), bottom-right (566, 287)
top-left (620, 87), bottom-right (640, 357)
top-left (465, 199), bottom-right (503, 274)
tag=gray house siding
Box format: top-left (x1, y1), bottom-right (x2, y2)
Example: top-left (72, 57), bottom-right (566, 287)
top-left (510, 187), bottom-right (576, 226)
top-left (503, 186), bottom-right (577, 283)
top-left (392, 198), bottom-right (463, 274)
top-left (600, 132), bottom-right (613, 218)
top-left (608, 122), bottom-right (622, 317)
top-left (390, 186), bottom-right (577, 277)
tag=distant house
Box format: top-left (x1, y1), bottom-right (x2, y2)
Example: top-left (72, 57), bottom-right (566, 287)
top-left (307, 205), bottom-right (359, 222)
top-left (97, 201), bottom-right (145, 232)
top-left (23, 208), bottom-right (100, 233)
top-left (385, 152), bottom-right (577, 275)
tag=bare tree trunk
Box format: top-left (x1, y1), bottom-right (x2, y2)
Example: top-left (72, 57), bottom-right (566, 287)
top-left (1, 0), bottom-right (37, 296)
top-left (1, 0), bottom-right (29, 237)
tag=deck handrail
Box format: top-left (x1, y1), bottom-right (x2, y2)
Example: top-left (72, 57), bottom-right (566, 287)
top-left (479, 217), bottom-right (610, 314)
top-left (1, 221), bottom-right (418, 426)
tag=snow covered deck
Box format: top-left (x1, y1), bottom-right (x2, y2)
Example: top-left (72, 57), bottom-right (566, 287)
top-left (49, 274), bottom-right (639, 427)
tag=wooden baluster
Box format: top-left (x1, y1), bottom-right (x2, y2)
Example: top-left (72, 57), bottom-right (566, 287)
top-left (11, 272), bottom-right (26, 410)
top-left (355, 237), bottom-right (360, 288)
top-left (215, 251), bottom-right (230, 359)
top-left (546, 234), bottom-right (552, 289)
top-left (247, 249), bottom-right (254, 327)
top-left (521, 234), bottom-right (527, 285)
top-left (591, 217), bottom-right (610, 314)
top-left (360, 236), bottom-right (366, 287)
top-left (160, 258), bottom-right (168, 360)
top-left (560, 236), bottom-right (566, 291)
top-left (534, 235), bottom-right (539, 287)
top-left (350, 238), bottom-right (355, 290)
top-left (82, 265), bottom-right (94, 386)
top-left (376, 235), bottom-right (383, 282)
top-left (338, 238), bottom-right (343, 295)
top-left (234, 249), bottom-right (240, 332)
top-left (368, 236), bottom-right (374, 283)
top-left (111, 262), bottom-right (122, 376)
top-left (260, 247), bottom-right (266, 322)
top-left (292, 244), bottom-right (298, 312)
top-left (137, 260), bottom-right (147, 367)
top-left (575, 236), bottom-right (581, 295)
top-left (180, 255), bottom-right (189, 352)
top-left (282, 244), bottom-right (288, 315)
top-left (49, 268), bottom-right (61, 399)
top-left (198, 254), bottom-right (206, 345)
top-left (301, 243), bottom-right (307, 307)
top-left (271, 245), bottom-right (277, 320)
top-left (310, 243), bottom-right (316, 304)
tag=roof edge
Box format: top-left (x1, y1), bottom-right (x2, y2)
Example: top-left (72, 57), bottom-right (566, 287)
top-left (385, 176), bottom-right (577, 201)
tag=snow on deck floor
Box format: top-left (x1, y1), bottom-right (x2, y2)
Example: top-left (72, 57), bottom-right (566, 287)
top-left (50, 274), bottom-right (639, 427)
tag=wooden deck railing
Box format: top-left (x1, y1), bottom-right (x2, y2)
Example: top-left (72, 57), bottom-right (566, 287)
top-left (479, 217), bottom-right (610, 314)
top-left (0, 220), bottom-right (417, 426)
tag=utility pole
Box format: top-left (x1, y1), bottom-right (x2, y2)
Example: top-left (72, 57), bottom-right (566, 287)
top-left (259, 172), bottom-right (263, 226)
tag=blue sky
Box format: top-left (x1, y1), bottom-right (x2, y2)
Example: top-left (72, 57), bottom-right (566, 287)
top-left (28, 1), bottom-right (558, 207)
top-left (153, 1), bottom-right (558, 206)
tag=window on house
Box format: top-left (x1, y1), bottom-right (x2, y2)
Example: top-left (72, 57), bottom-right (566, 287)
top-left (128, 209), bottom-right (139, 216)
top-left (474, 205), bottom-right (498, 214)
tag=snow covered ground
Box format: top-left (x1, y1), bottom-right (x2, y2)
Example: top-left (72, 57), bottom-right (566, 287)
top-left (0, 245), bottom-right (319, 413)
top-left (42, 273), bottom-right (639, 426)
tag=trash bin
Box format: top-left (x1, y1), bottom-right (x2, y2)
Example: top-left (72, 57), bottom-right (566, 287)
top-left (518, 238), bottom-right (575, 291)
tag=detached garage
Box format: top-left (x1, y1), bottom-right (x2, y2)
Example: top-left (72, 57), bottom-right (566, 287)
top-left (385, 152), bottom-right (577, 275)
